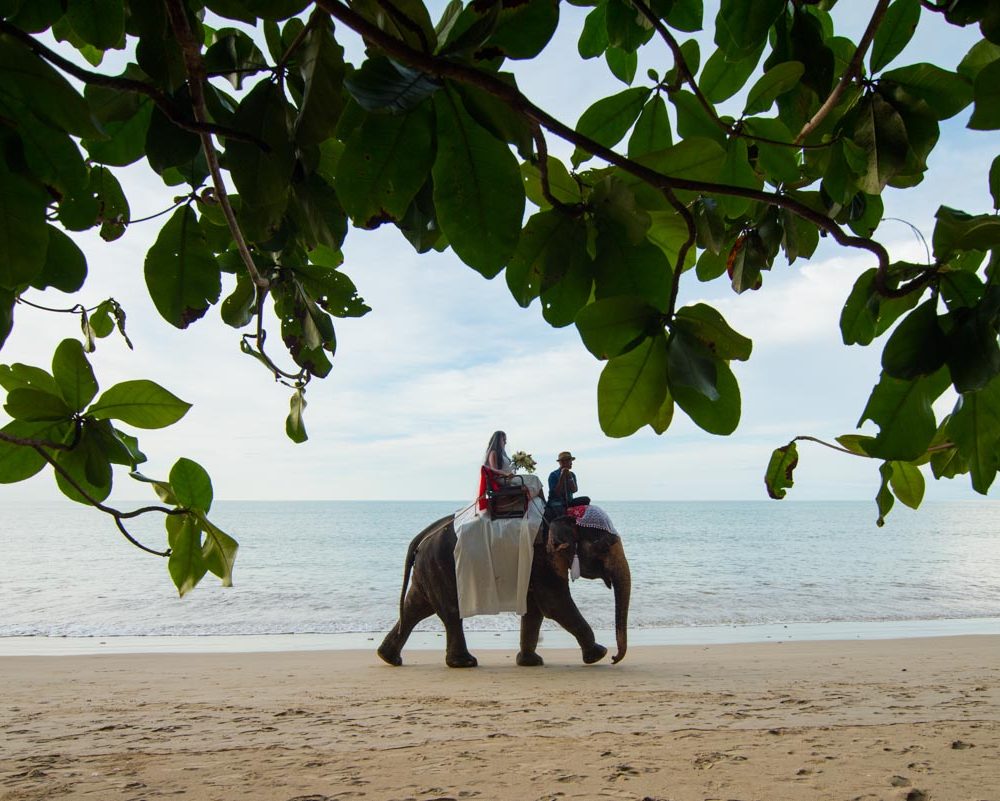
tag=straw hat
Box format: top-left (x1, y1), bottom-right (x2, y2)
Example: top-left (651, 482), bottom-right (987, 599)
top-left (557, 451), bottom-right (574, 462)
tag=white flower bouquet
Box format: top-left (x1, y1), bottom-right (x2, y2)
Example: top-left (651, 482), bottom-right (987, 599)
top-left (511, 451), bottom-right (537, 474)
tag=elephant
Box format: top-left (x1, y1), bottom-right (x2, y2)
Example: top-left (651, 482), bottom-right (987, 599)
top-left (377, 513), bottom-right (631, 667)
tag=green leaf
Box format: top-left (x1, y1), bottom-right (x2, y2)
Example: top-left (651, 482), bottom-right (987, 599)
top-left (4, 387), bottom-right (72, 422)
top-left (627, 94), bottom-right (672, 158)
top-left (882, 63), bottom-right (973, 120)
top-left (660, 0), bottom-right (703, 33)
top-left (875, 462), bottom-right (895, 527)
top-left (169, 457), bottom-right (213, 513)
top-left (669, 338), bottom-right (741, 435)
top-left (0, 363), bottom-right (59, 395)
top-left (636, 136), bottom-right (726, 182)
top-left (204, 29), bottom-right (268, 91)
top-left (717, 139), bottom-right (762, 217)
top-left (432, 87), bottom-right (524, 278)
top-left (933, 206), bottom-right (1000, 259)
top-left (52, 434), bottom-right (112, 505)
top-left (605, 0), bottom-right (654, 53)
top-left (575, 296), bottom-right (661, 360)
top-left (521, 157), bottom-right (581, 209)
top-left (294, 20), bottom-right (346, 148)
top-left (221, 271), bottom-right (257, 328)
top-left (858, 369), bottom-right (949, 460)
top-left (597, 332), bottom-right (668, 437)
top-left (991, 154), bottom-right (1000, 210)
top-left (880, 300), bottom-right (947, 380)
top-left (129, 469), bottom-right (178, 505)
top-left (167, 513), bottom-right (207, 597)
top-left (670, 89), bottom-right (727, 144)
top-left (888, 459), bottom-right (925, 509)
top-left (144, 103), bottom-right (202, 175)
top-left (89, 380), bottom-right (192, 429)
top-left (337, 104), bottom-right (433, 227)
top-left (539, 239), bottom-right (594, 328)
top-left (765, 441), bottom-right (798, 499)
top-left (344, 56), bottom-right (440, 114)
top-left (947, 375), bottom-right (1000, 494)
top-left (199, 512), bottom-right (238, 586)
top-left (715, 0), bottom-right (784, 61)
top-left (0, 35), bottom-right (102, 138)
top-left (578, 3), bottom-right (608, 58)
top-left (666, 329), bottom-right (718, 401)
top-left (606, 46), bottom-right (637, 85)
top-left (33, 225), bottom-right (87, 294)
top-left (594, 222), bottom-right (673, 311)
top-left (571, 86), bottom-right (651, 166)
top-left (744, 61), bottom-right (805, 116)
top-left (870, 0), bottom-right (920, 73)
top-left (968, 58), bottom-right (1000, 130)
top-left (506, 210), bottom-right (589, 307)
top-left (850, 92), bottom-right (910, 194)
top-left (456, 78), bottom-right (534, 159)
top-left (0, 169), bottom-right (50, 291)
top-left (648, 387), bottom-right (675, 435)
top-left (488, 0), bottom-right (560, 59)
top-left (0, 289), bottom-right (12, 349)
top-left (286, 388), bottom-right (308, 443)
top-left (673, 304), bottom-right (752, 361)
top-left (945, 285), bottom-right (1000, 394)
top-left (66, 0), bottom-right (125, 50)
top-left (144, 206), bottom-right (222, 329)
top-left (226, 80), bottom-right (295, 238)
top-left (0, 419), bottom-right (64, 483)
top-left (700, 45), bottom-right (762, 104)
top-left (52, 338), bottom-right (98, 412)
top-left (958, 39), bottom-right (1000, 83)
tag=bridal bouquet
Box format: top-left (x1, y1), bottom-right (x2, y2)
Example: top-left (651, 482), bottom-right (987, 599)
top-left (511, 451), bottom-right (537, 474)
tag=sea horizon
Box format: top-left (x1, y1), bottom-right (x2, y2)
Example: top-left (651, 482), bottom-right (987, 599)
top-left (3, 499), bottom-right (998, 656)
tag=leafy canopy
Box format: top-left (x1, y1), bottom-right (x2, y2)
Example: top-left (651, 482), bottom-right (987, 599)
top-left (1, 0), bottom-right (999, 593)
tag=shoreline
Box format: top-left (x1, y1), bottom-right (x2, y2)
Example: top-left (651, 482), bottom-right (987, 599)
top-left (3, 615), bottom-right (999, 656)
top-left (3, 635), bottom-right (998, 800)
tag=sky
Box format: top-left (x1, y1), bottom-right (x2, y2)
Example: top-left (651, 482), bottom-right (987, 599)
top-left (2, 1), bottom-right (997, 507)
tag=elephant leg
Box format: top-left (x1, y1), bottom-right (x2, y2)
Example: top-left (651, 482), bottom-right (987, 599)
top-left (438, 604), bottom-right (477, 668)
top-left (545, 596), bottom-right (607, 665)
top-left (377, 587), bottom-right (434, 667)
top-left (516, 596), bottom-right (544, 667)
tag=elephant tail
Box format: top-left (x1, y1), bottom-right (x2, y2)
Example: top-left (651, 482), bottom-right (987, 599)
top-left (397, 515), bottom-right (452, 635)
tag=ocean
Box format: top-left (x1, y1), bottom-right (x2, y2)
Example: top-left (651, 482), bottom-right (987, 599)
top-left (2, 500), bottom-right (999, 653)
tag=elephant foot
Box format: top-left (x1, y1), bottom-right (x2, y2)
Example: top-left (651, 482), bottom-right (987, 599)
top-left (581, 643), bottom-right (608, 664)
top-left (377, 642), bottom-right (402, 667)
top-left (516, 651), bottom-right (544, 667)
top-left (446, 652), bottom-right (478, 668)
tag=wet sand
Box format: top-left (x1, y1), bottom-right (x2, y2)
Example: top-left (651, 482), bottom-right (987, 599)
top-left (2, 636), bottom-right (998, 800)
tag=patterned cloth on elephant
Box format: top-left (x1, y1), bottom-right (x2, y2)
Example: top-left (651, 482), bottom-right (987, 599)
top-left (452, 496), bottom-right (545, 618)
top-left (567, 503), bottom-right (618, 535)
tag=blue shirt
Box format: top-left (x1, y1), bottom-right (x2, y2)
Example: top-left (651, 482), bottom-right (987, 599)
top-left (548, 468), bottom-right (577, 507)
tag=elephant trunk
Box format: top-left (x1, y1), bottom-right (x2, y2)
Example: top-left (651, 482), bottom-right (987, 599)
top-left (607, 539), bottom-right (631, 664)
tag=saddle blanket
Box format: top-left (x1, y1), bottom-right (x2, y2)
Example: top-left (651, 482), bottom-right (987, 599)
top-left (568, 503), bottom-right (618, 535)
top-left (453, 497), bottom-right (544, 618)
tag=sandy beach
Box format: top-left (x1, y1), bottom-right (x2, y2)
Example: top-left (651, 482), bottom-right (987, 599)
top-left (2, 635), bottom-right (998, 801)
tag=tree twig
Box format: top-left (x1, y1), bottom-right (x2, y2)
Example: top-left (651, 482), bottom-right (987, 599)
top-left (0, 20), bottom-right (267, 148)
top-left (30, 445), bottom-right (178, 557)
top-left (164, 0), bottom-right (270, 291)
top-left (629, 0), bottom-right (729, 135)
top-left (794, 0), bottom-right (891, 144)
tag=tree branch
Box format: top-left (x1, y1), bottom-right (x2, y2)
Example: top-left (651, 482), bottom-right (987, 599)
top-left (317, 0), bottom-right (903, 293)
top-left (629, 0), bottom-right (729, 135)
top-left (0, 20), bottom-right (267, 148)
top-left (164, 0), bottom-right (270, 291)
top-left (31, 445), bottom-right (177, 557)
top-left (794, 0), bottom-right (891, 144)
